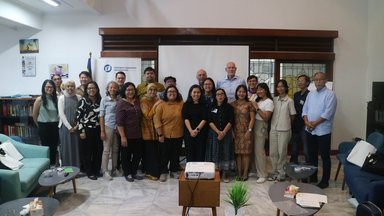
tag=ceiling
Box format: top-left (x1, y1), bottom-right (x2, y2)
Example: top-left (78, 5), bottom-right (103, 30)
top-left (15, 0), bottom-right (100, 14)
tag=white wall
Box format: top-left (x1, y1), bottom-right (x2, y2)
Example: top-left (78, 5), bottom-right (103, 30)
top-left (1, 0), bottom-right (383, 149)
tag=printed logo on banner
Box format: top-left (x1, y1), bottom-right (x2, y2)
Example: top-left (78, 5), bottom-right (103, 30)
top-left (104, 64), bottom-right (112, 73)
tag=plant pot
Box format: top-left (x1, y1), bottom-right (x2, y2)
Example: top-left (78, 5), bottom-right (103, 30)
top-left (224, 206), bottom-right (246, 216)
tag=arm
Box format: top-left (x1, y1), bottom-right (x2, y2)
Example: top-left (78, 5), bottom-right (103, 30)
top-left (32, 97), bottom-right (41, 126)
top-left (248, 104), bottom-right (256, 131)
top-left (99, 98), bottom-right (106, 140)
top-left (117, 126), bottom-right (127, 147)
top-left (153, 103), bottom-right (164, 143)
top-left (58, 96), bottom-right (73, 131)
top-left (76, 99), bottom-right (86, 139)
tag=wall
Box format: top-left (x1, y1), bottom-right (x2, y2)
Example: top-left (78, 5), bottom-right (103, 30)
top-left (0, 0), bottom-right (383, 149)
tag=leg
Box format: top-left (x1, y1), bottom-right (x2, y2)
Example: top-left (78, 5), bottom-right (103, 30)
top-left (72, 178), bottom-right (77, 193)
top-left (276, 131), bottom-right (291, 178)
top-left (101, 127), bottom-right (113, 173)
top-left (318, 133), bottom-right (332, 184)
top-left (254, 120), bottom-right (268, 178)
top-left (242, 154), bottom-right (250, 180)
top-left (159, 139), bottom-right (171, 174)
top-left (300, 127), bottom-right (310, 163)
top-left (290, 132), bottom-right (300, 164)
top-left (169, 138), bottom-right (182, 172)
top-left (131, 138), bottom-right (143, 176)
top-left (269, 129), bottom-right (279, 174)
top-left (306, 132), bottom-right (319, 182)
top-left (236, 154), bottom-right (242, 178)
top-left (211, 207), bottom-right (217, 216)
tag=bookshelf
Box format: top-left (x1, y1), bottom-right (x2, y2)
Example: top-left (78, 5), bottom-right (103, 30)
top-left (0, 97), bottom-right (40, 144)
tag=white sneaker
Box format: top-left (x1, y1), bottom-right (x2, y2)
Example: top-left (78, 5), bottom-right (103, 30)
top-left (159, 173), bottom-right (168, 182)
top-left (256, 177), bottom-right (266, 183)
top-left (112, 169), bottom-right (123, 177)
top-left (103, 172), bottom-right (113, 181)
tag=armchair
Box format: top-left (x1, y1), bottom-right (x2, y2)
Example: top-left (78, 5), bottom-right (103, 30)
top-left (334, 132), bottom-right (384, 190)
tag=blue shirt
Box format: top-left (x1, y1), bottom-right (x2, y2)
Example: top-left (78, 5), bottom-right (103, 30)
top-left (302, 86), bottom-right (337, 136)
top-left (216, 75), bottom-right (246, 103)
top-left (99, 96), bottom-right (118, 129)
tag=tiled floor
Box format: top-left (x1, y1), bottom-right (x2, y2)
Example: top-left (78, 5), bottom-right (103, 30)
top-left (50, 156), bottom-right (355, 216)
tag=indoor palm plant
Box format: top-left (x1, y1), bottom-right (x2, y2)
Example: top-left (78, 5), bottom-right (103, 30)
top-left (225, 180), bottom-right (250, 216)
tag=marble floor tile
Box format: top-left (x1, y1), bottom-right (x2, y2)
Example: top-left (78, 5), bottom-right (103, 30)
top-left (51, 156), bottom-right (355, 216)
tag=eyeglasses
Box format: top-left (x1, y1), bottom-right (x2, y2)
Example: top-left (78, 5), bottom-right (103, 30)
top-left (87, 87), bottom-right (96, 90)
top-left (167, 90), bottom-right (177, 93)
top-left (216, 93), bottom-right (225, 96)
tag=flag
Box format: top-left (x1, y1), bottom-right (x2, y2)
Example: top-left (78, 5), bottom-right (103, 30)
top-left (87, 52), bottom-right (92, 79)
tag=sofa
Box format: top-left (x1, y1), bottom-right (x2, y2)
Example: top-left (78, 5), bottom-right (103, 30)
top-left (0, 134), bottom-right (50, 204)
top-left (343, 132), bottom-right (384, 209)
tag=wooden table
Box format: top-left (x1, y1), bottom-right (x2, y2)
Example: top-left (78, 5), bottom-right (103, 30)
top-left (179, 170), bottom-right (220, 216)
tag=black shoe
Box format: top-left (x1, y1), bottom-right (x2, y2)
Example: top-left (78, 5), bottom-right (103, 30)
top-left (301, 178), bottom-right (308, 183)
top-left (96, 172), bottom-right (103, 178)
top-left (133, 175), bottom-right (143, 180)
top-left (88, 175), bottom-right (97, 180)
top-left (125, 174), bottom-right (134, 182)
top-left (316, 181), bottom-right (329, 189)
top-left (309, 176), bottom-right (318, 183)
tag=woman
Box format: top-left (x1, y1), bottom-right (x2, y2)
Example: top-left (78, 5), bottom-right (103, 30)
top-left (231, 85), bottom-right (255, 181)
top-left (140, 83), bottom-right (161, 180)
top-left (247, 75), bottom-right (258, 101)
top-left (268, 80), bottom-right (296, 181)
top-left (251, 83), bottom-right (274, 183)
top-left (32, 79), bottom-right (59, 166)
top-left (51, 74), bottom-right (63, 96)
top-left (58, 80), bottom-right (81, 167)
top-left (206, 88), bottom-right (234, 183)
top-left (202, 77), bottom-right (216, 108)
top-left (116, 82), bottom-right (143, 182)
top-left (99, 81), bottom-right (120, 180)
top-left (182, 84), bottom-right (207, 162)
top-left (76, 81), bottom-right (103, 180)
top-left (153, 85), bottom-right (184, 182)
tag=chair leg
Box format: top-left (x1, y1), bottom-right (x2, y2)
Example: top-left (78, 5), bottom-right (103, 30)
top-left (342, 177), bottom-right (346, 190)
top-left (335, 162), bottom-right (341, 181)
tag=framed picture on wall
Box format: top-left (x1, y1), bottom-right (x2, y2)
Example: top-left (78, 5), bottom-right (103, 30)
top-left (49, 64), bottom-right (69, 78)
top-left (22, 56), bottom-right (36, 77)
top-left (19, 39), bottom-right (39, 54)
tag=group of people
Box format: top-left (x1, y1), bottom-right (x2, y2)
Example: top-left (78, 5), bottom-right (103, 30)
top-left (31, 61), bottom-right (337, 189)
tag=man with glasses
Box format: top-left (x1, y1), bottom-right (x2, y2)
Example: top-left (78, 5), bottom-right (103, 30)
top-left (290, 74), bottom-right (310, 164)
top-left (302, 72), bottom-right (337, 189)
top-left (217, 62), bottom-right (246, 103)
top-left (137, 67), bottom-right (165, 98)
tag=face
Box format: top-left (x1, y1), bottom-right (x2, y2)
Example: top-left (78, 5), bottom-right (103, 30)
top-left (107, 83), bottom-right (119, 97)
top-left (147, 86), bottom-right (157, 98)
top-left (236, 87), bottom-right (247, 100)
top-left (44, 82), bottom-right (54, 95)
top-left (166, 87), bottom-right (178, 101)
top-left (203, 80), bottom-right (214, 93)
top-left (165, 79), bottom-right (176, 88)
top-left (297, 76), bottom-right (308, 90)
top-left (125, 85), bottom-right (136, 99)
top-left (65, 82), bottom-right (75, 95)
top-left (256, 86), bottom-right (266, 98)
top-left (115, 74), bottom-right (126, 86)
top-left (80, 74), bottom-right (90, 86)
top-left (52, 75), bottom-right (62, 88)
top-left (313, 73), bottom-right (327, 90)
top-left (145, 70), bottom-right (155, 82)
top-left (196, 70), bottom-right (207, 84)
top-left (86, 83), bottom-right (98, 97)
top-left (225, 62), bottom-right (237, 78)
top-left (216, 90), bottom-right (225, 103)
top-left (276, 82), bottom-right (286, 96)
top-left (191, 88), bottom-right (201, 102)
top-left (247, 78), bottom-right (258, 89)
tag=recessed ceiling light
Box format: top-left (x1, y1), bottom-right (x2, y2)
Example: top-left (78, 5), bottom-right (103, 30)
top-left (41, 0), bottom-right (61, 7)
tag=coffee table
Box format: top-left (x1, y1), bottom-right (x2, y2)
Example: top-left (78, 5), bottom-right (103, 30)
top-left (38, 166), bottom-right (80, 197)
top-left (283, 163), bottom-right (317, 182)
top-left (269, 182), bottom-right (325, 216)
top-left (0, 197), bottom-right (59, 216)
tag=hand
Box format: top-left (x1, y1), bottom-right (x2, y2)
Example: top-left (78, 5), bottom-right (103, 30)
top-left (217, 131), bottom-right (225, 140)
top-left (79, 132), bottom-right (86, 140)
top-left (190, 129), bottom-right (198, 137)
top-left (121, 137), bottom-right (128, 147)
top-left (100, 131), bottom-right (106, 141)
top-left (158, 136), bottom-right (165, 143)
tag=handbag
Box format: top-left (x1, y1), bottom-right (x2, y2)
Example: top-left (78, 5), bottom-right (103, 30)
top-left (361, 152), bottom-right (384, 176)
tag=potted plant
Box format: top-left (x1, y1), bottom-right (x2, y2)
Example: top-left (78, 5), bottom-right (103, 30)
top-left (225, 180), bottom-right (250, 216)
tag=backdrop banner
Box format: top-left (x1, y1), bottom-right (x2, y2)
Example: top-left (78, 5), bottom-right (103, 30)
top-left (95, 58), bottom-right (141, 96)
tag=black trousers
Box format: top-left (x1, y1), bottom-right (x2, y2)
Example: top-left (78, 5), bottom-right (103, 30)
top-left (184, 133), bottom-right (206, 162)
top-left (159, 137), bottom-right (183, 174)
top-left (121, 138), bottom-right (143, 176)
top-left (306, 132), bottom-right (331, 183)
top-left (38, 122), bottom-right (59, 165)
top-left (144, 140), bottom-right (160, 177)
top-left (79, 127), bottom-right (102, 176)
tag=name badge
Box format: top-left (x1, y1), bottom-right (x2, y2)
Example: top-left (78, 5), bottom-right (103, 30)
top-left (211, 108), bottom-right (218, 113)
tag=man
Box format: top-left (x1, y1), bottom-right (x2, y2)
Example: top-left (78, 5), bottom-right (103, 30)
top-left (216, 62), bottom-right (246, 103)
top-left (115, 71), bottom-right (126, 88)
top-left (196, 69), bottom-right (207, 88)
top-left (76, 71), bottom-right (91, 96)
top-left (290, 74), bottom-right (310, 164)
top-left (302, 72), bottom-right (337, 189)
top-left (137, 67), bottom-right (165, 98)
top-left (160, 76), bottom-right (183, 100)
top-left (51, 74), bottom-right (63, 96)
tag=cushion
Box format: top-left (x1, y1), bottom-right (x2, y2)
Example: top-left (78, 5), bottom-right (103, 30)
top-left (0, 154), bottom-right (23, 170)
top-left (0, 140), bottom-right (24, 161)
top-left (347, 140), bottom-right (376, 167)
